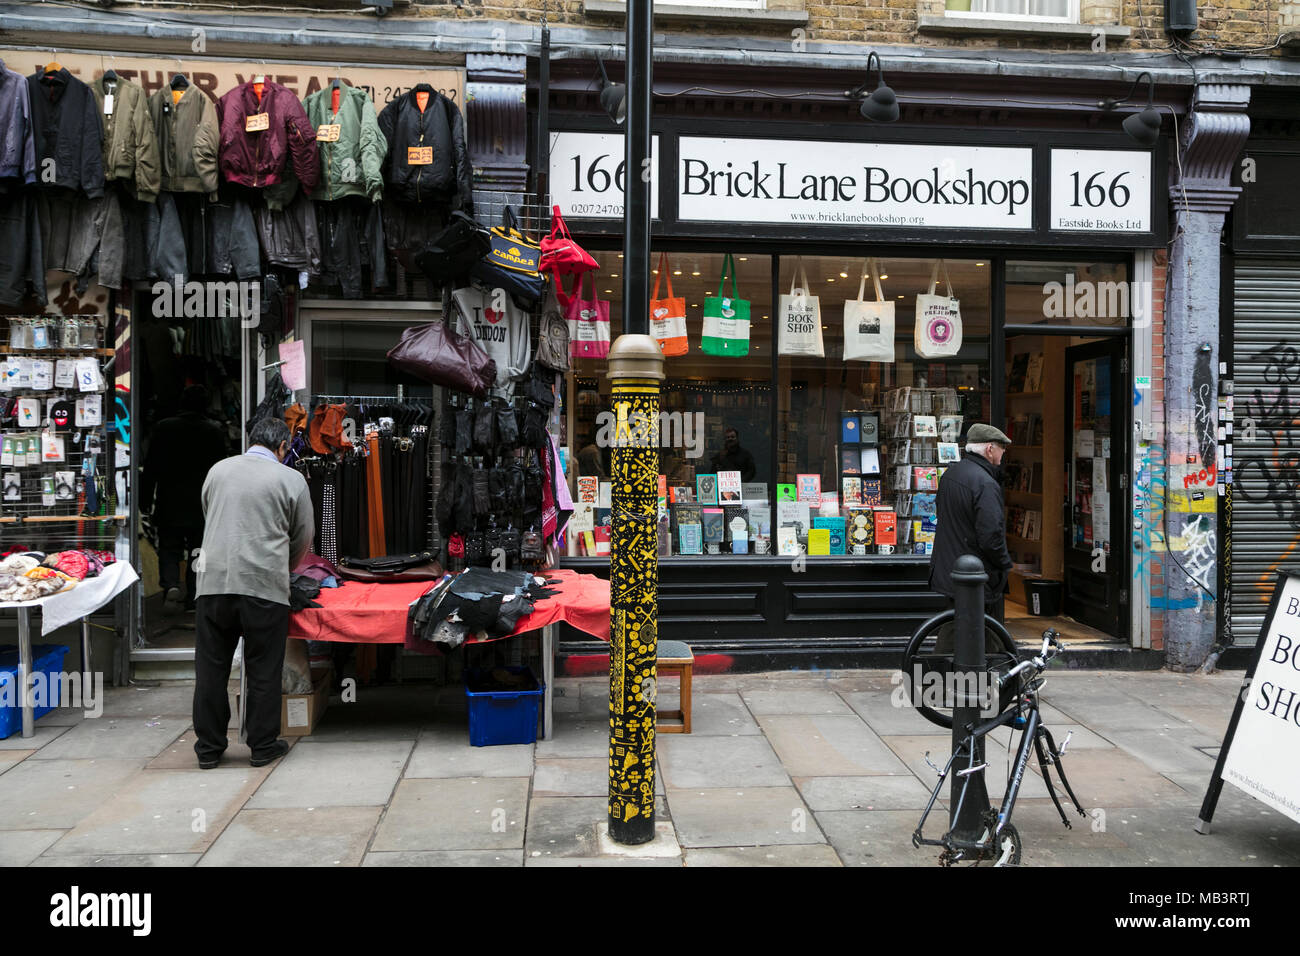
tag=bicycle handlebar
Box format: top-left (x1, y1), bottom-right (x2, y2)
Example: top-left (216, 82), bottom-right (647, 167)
top-left (997, 628), bottom-right (1062, 690)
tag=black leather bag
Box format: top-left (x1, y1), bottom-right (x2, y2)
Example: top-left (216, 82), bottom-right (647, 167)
top-left (387, 321), bottom-right (496, 399)
top-left (416, 211), bottom-right (491, 283)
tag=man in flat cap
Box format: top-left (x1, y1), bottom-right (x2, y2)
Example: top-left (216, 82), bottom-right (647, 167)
top-left (929, 424), bottom-right (1014, 620)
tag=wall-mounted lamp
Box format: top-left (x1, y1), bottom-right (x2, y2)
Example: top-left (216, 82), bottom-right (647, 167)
top-left (1098, 72), bottom-right (1161, 147)
top-left (597, 55), bottom-right (627, 126)
top-left (847, 52), bottom-right (898, 123)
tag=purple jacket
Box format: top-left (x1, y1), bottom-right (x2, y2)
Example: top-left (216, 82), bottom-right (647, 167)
top-left (0, 60), bottom-right (35, 187)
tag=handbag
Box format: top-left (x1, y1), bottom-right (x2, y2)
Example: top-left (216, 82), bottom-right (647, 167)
top-left (844, 258), bottom-right (896, 363)
top-left (539, 205), bottom-right (599, 276)
top-left (914, 259), bottom-right (963, 359)
top-left (777, 256), bottom-right (824, 358)
top-left (386, 320), bottom-right (496, 399)
top-left (565, 272), bottom-right (611, 360)
top-left (535, 281), bottom-right (572, 372)
top-left (416, 211), bottom-right (491, 283)
top-left (701, 253), bottom-right (750, 357)
top-left (485, 206), bottom-right (541, 275)
top-left (649, 253), bottom-right (689, 357)
top-left (337, 552), bottom-right (445, 582)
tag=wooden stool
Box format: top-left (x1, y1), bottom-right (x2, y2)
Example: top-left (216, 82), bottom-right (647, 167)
top-left (656, 640), bottom-right (693, 734)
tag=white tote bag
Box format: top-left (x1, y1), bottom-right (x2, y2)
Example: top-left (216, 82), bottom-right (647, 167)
top-left (843, 258), bottom-right (895, 363)
top-left (914, 259), bottom-right (963, 358)
top-left (777, 257), bottom-right (824, 357)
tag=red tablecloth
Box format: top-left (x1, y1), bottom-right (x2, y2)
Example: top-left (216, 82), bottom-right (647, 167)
top-left (287, 568), bottom-right (610, 644)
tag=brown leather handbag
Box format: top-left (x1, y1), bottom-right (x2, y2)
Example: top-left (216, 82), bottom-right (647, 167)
top-left (337, 552), bottom-right (445, 583)
top-left (386, 320), bottom-right (496, 399)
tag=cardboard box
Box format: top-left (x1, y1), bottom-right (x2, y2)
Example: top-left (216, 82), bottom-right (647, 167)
top-left (281, 675), bottom-right (330, 737)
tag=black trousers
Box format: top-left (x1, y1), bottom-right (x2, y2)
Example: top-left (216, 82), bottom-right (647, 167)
top-left (157, 525), bottom-right (203, 601)
top-left (193, 594), bottom-right (289, 761)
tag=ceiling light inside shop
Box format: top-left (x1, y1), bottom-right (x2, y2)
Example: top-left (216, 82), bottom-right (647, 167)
top-left (673, 270), bottom-right (682, 275)
top-left (976, 261), bottom-right (986, 267)
top-left (692, 271), bottom-right (701, 276)
top-left (738, 257), bottom-right (748, 261)
top-left (618, 253), bottom-right (623, 258)
top-left (610, 273), bottom-right (619, 277)
top-left (839, 271), bottom-right (848, 278)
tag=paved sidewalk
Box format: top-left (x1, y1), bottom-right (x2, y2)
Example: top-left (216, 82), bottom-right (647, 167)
top-left (0, 668), bottom-right (1295, 867)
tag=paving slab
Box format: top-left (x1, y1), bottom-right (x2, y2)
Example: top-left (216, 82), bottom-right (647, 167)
top-left (526, 855), bottom-right (682, 866)
top-left (305, 686), bottom-right (431, 741)
top-left (0, 758), bottom-right (145, 830)
top-left (840, 690), bottom-right (950, 737)
top-left (1027, 748), bottom-right (1201, 808)
top-left (99, 683), bottom-right (197, 718)
top-left (740, 689), bottom-right (854, 716)
top-left (405, 727), bottom-right (533, 779)
top-left (524, 795), bottom-right (671, 860)
top-left (794, 775), bottom-right (937, 812)
top-left (1104, 805), bottom-right (1300, 866)
top-left (1146, 703), bottom-right (1232, 740)
top-left (247, 740), bottom-right (412, 809)
top-left (33, 704), bottom-right (90, 727)
top-left (816, 809), bottom-right (934, 867)
top-left (31, 717), bottom-right (190, 760)
top-left (657, 734), bottom-right (789, 789)
top-left (759, 715), bottom-right (911, 777)
top-left (42, 768), bottom-right (265, 856)
top-left (534, 720), bottom-right (610, 759)
top-left (199, 807), bottom-right (381, 867)
top-left (0, 829), bottom-right (64, 866)
top-left (1103, 729), bottom-right (1220, 775)
top-left (372, 777), bottom-right (528, 852)
top-left (668, 787), bottom-right (824, 848)
top-left (29, 852), bottom-right (201, 867)
top-left (0, 750), bottom-right (33, 775)
top-left (684, 844), bottom-right (843, 866)
top-left (881, 733), bottom-right (1052, 801)
top-left (145, 730), bottom-right (263, 770)
top-left (364, 850), bottom-right (523, 866)
top-left (682, 692), bottom-right (761, 736)
top-left (0, 723), bottom-right (70, 750)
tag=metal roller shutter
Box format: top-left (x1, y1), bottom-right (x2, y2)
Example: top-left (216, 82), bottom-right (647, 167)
top-left (1231, 258), bottom-right (1300, 644)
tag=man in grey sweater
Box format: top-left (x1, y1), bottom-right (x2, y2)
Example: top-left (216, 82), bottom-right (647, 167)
top-left (192, 418), bottom-right (314, 769)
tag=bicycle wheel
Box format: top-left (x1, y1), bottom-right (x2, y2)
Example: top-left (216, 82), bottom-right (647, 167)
top-left (900, 609), bottom-right (1021, 729)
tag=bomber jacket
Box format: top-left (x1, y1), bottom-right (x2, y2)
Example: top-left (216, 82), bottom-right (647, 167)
top-left (217, 79), bottom-right (319, 194)
top-left (148, 84), bottom-right (219, 196)
top-left (26, 67), bottom-right (104, 198)
top-left (377, 85), bottom-right (471, 208)
top-left (92, 75), bottom-right (160, 202)
top-left (0, 60), bottom-right (35, 189)
top-left (302, 81), bottom-right (386, 203)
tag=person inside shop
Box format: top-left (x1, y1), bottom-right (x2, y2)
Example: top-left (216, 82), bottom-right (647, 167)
top-left (192, 418), bottom-right (315, 770)
top-left (929, 424), bottom-right (1015, 647)
top-left (140, 385), bottom-right (229, 614)
top-left (709, 426), bottom-right (756, 483)
top-left (577, 440), bottom-right (606, 478)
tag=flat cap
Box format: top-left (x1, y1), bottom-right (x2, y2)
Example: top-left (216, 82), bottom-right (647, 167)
top-left (967, 423), bottom-right (1012, 446)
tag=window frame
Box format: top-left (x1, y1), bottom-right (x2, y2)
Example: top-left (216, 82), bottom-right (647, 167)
top-left (945, 0), bottom-right (1081, 24)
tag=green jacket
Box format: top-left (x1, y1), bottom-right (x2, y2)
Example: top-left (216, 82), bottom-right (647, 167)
top-left (147, 85), bottom-right (219, 196)
top-left (92, 75), bottom-right (160, 202)
top-left (302, 81), bottom-right (387, 202)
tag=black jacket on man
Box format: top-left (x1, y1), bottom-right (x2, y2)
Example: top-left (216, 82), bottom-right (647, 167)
top-left (377, 86), bottom-right (471, 209)
top-left (929, 451), bottom-right (1013, 606)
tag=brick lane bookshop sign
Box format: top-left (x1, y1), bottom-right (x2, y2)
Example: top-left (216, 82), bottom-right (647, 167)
top-left (1199, 573), bottom-right (1300, 831)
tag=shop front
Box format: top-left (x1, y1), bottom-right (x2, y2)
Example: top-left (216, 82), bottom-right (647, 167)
top-left (547, 109), bottom-right (1165, 667)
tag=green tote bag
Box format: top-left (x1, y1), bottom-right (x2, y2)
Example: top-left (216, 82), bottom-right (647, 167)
top-left (701, 253), bottom-right (751, 357)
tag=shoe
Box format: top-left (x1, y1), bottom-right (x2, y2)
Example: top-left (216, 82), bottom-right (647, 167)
top-left (162, 587), bottom-right (183, 614)
top-left (197, 750), bottom-right (224, 770)
top-left (250, 739), bottom-right (290, 767)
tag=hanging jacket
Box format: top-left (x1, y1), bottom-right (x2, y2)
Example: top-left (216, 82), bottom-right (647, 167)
top-left (217, 79), bottom-right (319, 194)
top-left (92, 75), bottom-right (160, 203)
top-left (0, 191), bottom-right (44, 305)
top-left (302, 81), bottom-right (386, 203)
top-left (377, 85), bottom-right (471, 209)
top-left (148, 84), bottom-right (219, 196)
top-left (26, 67), bottom-right (104, 198)
top-left (452, 285), bottom-right (531, 397)
top-left (0, 60), bottom-right (36, 190)
top-left (253, 191), bottom-right (321, 272)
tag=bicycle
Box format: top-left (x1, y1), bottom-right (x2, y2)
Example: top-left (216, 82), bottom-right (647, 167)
top-left (903, 618), bottom-right (1088, 866)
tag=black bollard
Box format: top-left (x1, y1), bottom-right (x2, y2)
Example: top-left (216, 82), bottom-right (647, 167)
top-left (949, 553), bottom-right (992, 843)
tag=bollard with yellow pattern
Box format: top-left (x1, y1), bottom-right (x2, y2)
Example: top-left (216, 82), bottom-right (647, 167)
top-left (606, 334), bottom-right (665, 845)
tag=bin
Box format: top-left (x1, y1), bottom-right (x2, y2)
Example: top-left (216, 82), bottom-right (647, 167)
top-left (465, 666), bottom-right (544, 747)
top-left (1023, 579), bottom-right (1063, 617)
top-left (0, 644), bottom-right (71, 739)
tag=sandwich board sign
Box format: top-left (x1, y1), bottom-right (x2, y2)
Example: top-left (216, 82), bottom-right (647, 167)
top-left (1197, 572), bottom-right (1300, 832)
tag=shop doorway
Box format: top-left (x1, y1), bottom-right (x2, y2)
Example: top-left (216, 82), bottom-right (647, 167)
top-left (1002, 331), bottom-right (1126, 642)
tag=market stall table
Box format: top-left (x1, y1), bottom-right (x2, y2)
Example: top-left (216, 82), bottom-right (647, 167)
top-left (286, 568), bottom-right (610, 739)
top-left (0, 561), bottom-right (140, 738)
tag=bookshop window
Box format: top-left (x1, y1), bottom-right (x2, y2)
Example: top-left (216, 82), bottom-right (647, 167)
top-left (568, 250), bottom-right (774, 558)
top-left (1005, 260), bottom-right (1133, 327)
top-left (775, 255), bottom-right (991, 558)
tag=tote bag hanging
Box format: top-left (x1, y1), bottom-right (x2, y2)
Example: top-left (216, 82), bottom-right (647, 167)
top-left (777, 256), bottom-right (824, 358)
top-left (649, 253), bottom-right (689, 357)
top-left (843, 258), bottom-right (895, 363)
top-left (540, 205), bottom-right (599, 277)
top-left (701, 253), bottom-right (751, 357)
top-left (914, 259), bottom-right (963, 359)
top-left (565, 272), bottom-right (611, 360)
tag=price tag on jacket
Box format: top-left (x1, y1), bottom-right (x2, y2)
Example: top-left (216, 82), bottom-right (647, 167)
top-left (75, 358), bottom-right (102, 392)
top-left (407, 146), bottom-right (433, 165)
top-left (30, 360), bottom-right (52, 391)
top-left (103, 93), bottom-right (114, 116)
top-left (316, 124), bottom-right (341, 142)
top-left (53, 359), bottom-right (76, 389)
top-left (245, 112), bottom-right (270, 132)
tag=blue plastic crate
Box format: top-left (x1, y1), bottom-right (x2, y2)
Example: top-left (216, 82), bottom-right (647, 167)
top-left (0, 644), bottom-right (71, 740)
top-left (464, 666), bottom-right (544, 747)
